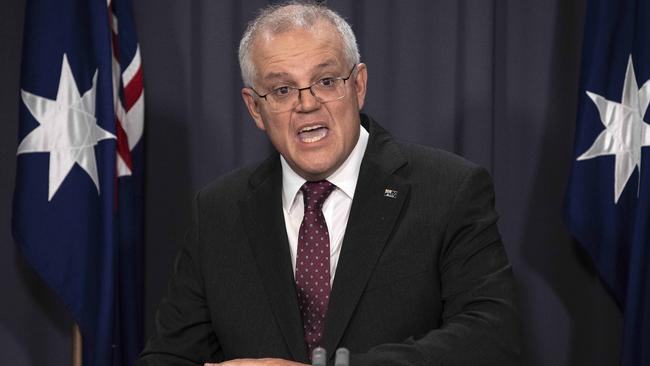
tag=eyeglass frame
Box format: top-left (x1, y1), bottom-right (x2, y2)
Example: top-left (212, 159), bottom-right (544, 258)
top-left (248, 64), bottom-right (358, 111)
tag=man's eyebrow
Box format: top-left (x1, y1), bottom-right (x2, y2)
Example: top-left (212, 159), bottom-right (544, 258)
top-left (312, 60), bottom-right (338, 71)
top-left (263, 72), bottom-right (291, 82)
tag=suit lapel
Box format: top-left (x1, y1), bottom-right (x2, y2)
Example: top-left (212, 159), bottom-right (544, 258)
top-left (322, 117), bottom-right (410, 356)
top-left (239, 157), bottom-right (309, 362)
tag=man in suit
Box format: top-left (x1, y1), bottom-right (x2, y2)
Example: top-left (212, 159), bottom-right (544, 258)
top-left (138, 2), bottom-right (520, 365)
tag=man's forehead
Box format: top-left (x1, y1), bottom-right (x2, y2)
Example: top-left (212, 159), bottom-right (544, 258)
top-left (262, 60), bottom-right (342, 81)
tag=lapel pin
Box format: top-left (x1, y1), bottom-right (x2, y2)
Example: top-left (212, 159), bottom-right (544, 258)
top-left (383, 189), bottom-right (398, 199)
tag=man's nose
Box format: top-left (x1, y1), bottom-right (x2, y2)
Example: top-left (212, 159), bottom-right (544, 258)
top-left (296, 87), bottom-right (320, 112)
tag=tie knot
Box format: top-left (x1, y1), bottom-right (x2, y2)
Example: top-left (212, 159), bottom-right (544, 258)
top-left (301, 180), bottom-right (335, 211)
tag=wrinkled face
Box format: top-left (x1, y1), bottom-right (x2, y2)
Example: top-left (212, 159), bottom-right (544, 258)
top-left (242, 21), bottom-right (367, 181)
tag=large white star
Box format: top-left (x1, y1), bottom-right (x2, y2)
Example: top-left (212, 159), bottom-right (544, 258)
top-left (17, 54), bottom-right (116, 201)
top-left (578, 55), bottom-right (650, 203)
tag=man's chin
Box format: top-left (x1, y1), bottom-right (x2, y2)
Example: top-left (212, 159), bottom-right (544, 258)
top-left (295, 164), bottom-right (335, 181)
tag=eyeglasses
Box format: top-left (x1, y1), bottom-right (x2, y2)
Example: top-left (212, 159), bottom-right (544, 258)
top-left (249, 65), bottom-right (357, 113)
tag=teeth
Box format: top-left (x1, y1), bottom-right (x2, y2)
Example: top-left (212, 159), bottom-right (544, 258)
top-left (303, 134), bottom-right (324, 143)
top-left (298, 125), bottom-right (328, 143)
top-left (300, 125), bottom-right (323, 132)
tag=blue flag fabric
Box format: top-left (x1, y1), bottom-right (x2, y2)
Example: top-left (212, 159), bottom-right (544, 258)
top-left (12, 0), bottom-right (145, 365)
top-left (565, 0), bottom-right (650, 364)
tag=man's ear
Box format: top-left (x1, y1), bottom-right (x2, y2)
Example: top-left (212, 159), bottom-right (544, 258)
top-left (353, 63), bottom-right (368, 110)
top-left (242, 88), bottom-right (266, 131)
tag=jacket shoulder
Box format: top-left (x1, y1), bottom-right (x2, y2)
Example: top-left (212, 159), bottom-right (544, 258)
top-left (396, 141), bottom-right (486, 181)
top-left (194, 155), bottom-right (278, 214)
top-left (199, 165), bottom-right (256, 201)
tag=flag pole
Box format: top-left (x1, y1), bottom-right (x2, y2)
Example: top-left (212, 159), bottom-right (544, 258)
top-left (72, 323), bottom-right (82, 366)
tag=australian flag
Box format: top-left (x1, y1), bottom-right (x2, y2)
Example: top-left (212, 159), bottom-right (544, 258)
top-left (565, 0), bottom-right (650, 364)
top-left (12, 0), bottom-right (145, 365)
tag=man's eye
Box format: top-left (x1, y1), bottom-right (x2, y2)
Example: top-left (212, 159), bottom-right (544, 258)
top-left (319, 78), bottom-right (335, 87)
top-left (273, 86), bottom-right (291, 96)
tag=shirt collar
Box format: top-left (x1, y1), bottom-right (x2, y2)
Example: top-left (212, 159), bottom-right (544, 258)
top-left (281, 125), bottom-right (370, 213)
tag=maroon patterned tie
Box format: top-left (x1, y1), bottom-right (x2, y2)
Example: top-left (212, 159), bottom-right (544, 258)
top-left (295, 180), bottom-right (335, 354)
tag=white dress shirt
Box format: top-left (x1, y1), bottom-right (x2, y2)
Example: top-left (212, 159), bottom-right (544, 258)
top-left (281, 126), bottom-right (369, 285)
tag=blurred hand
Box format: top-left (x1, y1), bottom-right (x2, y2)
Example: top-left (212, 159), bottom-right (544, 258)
top-left (205, 358), bottom-right (309, 366)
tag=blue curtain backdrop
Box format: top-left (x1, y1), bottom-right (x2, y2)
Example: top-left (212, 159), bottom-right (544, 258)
top-left (0, 1), bottom-right (623, 365)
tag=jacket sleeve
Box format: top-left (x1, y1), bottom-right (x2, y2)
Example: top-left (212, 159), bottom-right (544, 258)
top-left (136, 192), bottom-right (221, 366)
top-left (350, 166), bottom-right (521, 366)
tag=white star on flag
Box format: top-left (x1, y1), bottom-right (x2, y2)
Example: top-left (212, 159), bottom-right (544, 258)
top-left (578, 55), bottom-right (650, 203)
top-left (17, 54), bottom-right (116, 201)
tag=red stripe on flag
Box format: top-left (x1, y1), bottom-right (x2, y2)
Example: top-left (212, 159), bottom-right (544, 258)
top-left (124, 67), bottom-right (143, 111)
top-left (116, 117), bottom-right (133, 171)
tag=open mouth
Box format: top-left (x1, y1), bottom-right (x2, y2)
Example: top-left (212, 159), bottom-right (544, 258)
top-left (298, 125), bottom-right (329, 143)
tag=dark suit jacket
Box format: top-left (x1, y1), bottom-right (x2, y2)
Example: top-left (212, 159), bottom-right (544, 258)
top-left (137, 114), bottom-right (520, 366)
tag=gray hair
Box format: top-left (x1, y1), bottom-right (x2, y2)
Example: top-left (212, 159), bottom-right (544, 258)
top-left (238, 1), bottom-right (360, 88)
